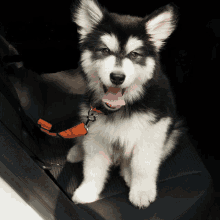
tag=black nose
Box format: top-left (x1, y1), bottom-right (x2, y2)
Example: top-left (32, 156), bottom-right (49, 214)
top-left (110, 72), bottom-right (125, 85)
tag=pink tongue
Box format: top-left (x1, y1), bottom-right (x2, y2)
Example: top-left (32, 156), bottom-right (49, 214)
top-left (102, 87), bottom-right (125, 108)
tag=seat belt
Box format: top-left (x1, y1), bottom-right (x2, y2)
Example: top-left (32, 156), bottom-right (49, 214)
top-left (0, 55), bottom-right (56, 170)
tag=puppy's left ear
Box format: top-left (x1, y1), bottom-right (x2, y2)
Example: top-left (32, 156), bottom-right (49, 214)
top-left (145, 3), bottom-right (179, 51)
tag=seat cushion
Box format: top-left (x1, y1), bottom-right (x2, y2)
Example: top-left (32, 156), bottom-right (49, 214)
top-left (35, 122), bottom-right (214, 219)
top-left (69, 134), bottom-right (214, 220)
top-left (1, 66), bottom-right (215, 220)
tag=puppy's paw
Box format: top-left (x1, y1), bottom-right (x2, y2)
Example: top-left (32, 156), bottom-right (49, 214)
top-left (72, 183), bottom-right (99, 204)
top-left (129, 182), bottom-right (157, 209)
top-left (67, 145), bottom-right (83, 163)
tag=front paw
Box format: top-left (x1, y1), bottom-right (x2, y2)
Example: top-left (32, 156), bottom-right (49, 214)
top-left (72, 183), bottom-right (99, 204)
top-left (129, 183), bottom-right (157, 209)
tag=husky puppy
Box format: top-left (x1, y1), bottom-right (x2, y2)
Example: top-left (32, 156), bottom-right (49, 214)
top-left (67, 0), bottom-right (182, 209)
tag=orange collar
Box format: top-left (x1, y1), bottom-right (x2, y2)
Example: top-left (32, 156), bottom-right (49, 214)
top-left (37, 106), bottom-right (102, 139)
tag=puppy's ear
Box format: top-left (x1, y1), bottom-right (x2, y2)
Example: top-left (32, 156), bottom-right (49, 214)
top-left (71, 0), bottom-right (104, 42)
top-left (145, 3), bottom-right (179, 51)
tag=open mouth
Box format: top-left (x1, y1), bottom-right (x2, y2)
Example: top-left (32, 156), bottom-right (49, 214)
top-left (102, 84), bottom-right (126, 96)
top-left (102, 84), bottom-right (126, 110)
top-left (104, 102), bottom-right (118, 110)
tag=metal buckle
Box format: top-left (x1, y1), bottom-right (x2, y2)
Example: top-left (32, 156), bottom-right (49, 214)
top-left (84, 108), bottom-right (99, 132)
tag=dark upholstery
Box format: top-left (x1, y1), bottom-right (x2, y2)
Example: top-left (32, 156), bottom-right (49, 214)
top-left (0, 35), bottom-right (215, 219)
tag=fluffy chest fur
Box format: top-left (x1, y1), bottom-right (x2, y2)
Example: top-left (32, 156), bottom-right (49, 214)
top-left (79, 102), bottom-right (173, 166)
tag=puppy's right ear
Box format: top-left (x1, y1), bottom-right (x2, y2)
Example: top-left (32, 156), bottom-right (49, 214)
top-left (71, 0), bottom-right (104, 42)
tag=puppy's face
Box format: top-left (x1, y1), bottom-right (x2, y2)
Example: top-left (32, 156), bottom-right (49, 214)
top-left (72, 0), bottom-right (178, 105)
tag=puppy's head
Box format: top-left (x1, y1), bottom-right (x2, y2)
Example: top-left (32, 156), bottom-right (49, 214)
top-left (72, 0), bottom-right (178, 109)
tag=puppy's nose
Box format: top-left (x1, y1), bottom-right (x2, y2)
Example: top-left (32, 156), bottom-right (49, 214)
top-left (110, 72), bottom-right (125, 85)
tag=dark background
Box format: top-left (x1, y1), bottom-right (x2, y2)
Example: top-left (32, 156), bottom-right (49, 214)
top-left (0, 0), bottom-right (219, 191)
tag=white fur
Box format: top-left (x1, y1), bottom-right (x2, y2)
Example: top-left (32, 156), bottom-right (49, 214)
top-left (99, 56), bottom-right (136, 88)
top-left (98, 55), bottom-right (117, 86)
top-left (101, 34), bottom-right (119, 53)
top-left (125, 37), bottom-right (143, 55)
top-left (67, 103), bottom-right (180, 208)
top-left (123, 56), bottom-right (155, 103)
top-left (81, 50), bottom-right (102, 92)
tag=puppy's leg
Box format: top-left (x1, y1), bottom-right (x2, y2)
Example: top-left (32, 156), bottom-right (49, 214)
top-left (67, 136), bottom-right (84, 163)
top-left (129, 144), bottom-right (159, 209)
top-left (120, 157), bottom-right (132, 187)
top-left (72, 138), bottom-right (111, 204)
top-left (129, 117), bottom-right (172, 209)
top-left (67, 145), bottom-right (84, 163)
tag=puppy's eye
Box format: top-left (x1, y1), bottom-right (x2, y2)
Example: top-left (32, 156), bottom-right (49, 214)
top-left (100, 48), bottom-right (110, 55)
top-left (129, 51), bottom-right (140, 59)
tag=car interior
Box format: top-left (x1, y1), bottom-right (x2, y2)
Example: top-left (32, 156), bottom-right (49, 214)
top-left (0, 1), bottom-right (219, 219)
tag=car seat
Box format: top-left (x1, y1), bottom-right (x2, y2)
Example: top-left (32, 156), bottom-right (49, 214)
top-left (0, 34), bottom-right (215, 220)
